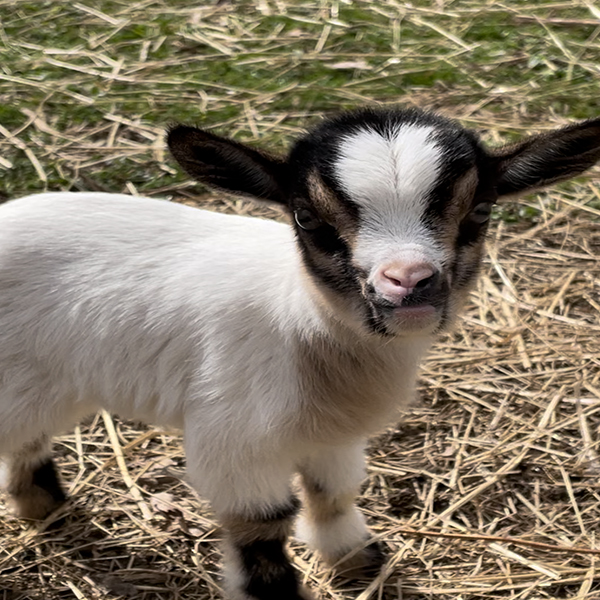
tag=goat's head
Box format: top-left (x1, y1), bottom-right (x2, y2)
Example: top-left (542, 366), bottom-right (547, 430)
top-left (168, 108), bottom-right (600, 338)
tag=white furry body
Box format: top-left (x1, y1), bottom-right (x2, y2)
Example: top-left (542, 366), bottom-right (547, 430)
top-left (3, 107), bottom-right (599, 600)
top-left (0, 192), bottom-right (430, 516)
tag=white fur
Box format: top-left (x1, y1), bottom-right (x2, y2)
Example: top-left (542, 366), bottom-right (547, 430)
top-left (334, 125), bottom-right (448, 281)
top-left (302, 443), bottom-right (367, 499)
top-left (0, 192), bottom-right (431, 521)
top-left (296, 506), bottom-right (368, 561)
top-left (296, 443), bottom-right (369, 558)
top-left (0, 460), bottom-right (8, 490)
top-left (334, 125), bottom-right (441, 215)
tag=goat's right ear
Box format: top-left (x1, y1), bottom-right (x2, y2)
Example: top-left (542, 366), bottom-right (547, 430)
top-left (491, 118), bottom-right (600, 198)
top-left (167, 125), bottom-right (289, 204)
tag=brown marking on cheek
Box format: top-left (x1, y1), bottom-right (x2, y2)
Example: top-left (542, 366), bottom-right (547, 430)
top-left (435, 167), bottom-right (480, 252)
top-left (306, 171), bottom-right (359, 248)
top-left (454, 167), bottom-right (480, 214)
top-left (441, 240), bottom-right (487, 332)
top-left (454, 240), bottom-right (486, 292)
top-left (293, 214), bottom-right (369, 330)
top-left (429, 167), bottom-right (485, 324)
top-left (436, 167), bottom-right (479, 247)
top-left (294, 172), bottom-right (371, 323)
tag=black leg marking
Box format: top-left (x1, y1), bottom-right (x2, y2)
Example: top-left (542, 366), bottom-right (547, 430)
top-left (240, 539), bottom-right (301, 600)
top-left (7, 457), bottom-right (67, 520)
top-left (224, 496), bottom-right (309, 600)
top-left (32, 459), bottom-right (67, 504)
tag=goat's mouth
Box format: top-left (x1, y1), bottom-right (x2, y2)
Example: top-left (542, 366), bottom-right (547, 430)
top-left (390, 304), bottom-right (439, 331)
top-left (392, 304), bottom-right (437, 317)
top-left (359, 277), bottom-right (450, 336)
top-left (366, 298), bottom-right (443, 336)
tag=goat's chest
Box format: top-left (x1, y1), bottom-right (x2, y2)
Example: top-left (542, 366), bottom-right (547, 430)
top-left (294, 339), bottom-right (425, 442)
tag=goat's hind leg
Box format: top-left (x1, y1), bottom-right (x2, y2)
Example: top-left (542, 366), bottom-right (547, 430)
top-left (0, 435), bottom-right (66, 520)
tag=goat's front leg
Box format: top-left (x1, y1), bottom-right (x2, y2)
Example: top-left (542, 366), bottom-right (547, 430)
top-left (0, 435), bottom-right (66, 520)
top-left (297, 443), bottom-right (385, 578)
top-left (221, 496), bottom-right (315, 600)
top-left (185, 438), bottom-right (314, 600)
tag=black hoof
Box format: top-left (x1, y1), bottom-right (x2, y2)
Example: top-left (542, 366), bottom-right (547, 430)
top-left (333, 540), bottom-right (386, 580)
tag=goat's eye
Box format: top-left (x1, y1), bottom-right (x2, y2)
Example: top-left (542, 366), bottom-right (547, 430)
top-left (294, 208), bottom-right (322, 231)
top-left (469, 202), bottom-right (493, 224)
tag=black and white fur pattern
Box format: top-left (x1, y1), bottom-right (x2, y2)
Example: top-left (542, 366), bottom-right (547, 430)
top-left (1, 107), bottom-right (599, 600)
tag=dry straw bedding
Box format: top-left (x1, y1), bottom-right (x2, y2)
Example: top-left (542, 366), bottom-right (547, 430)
top-left (0, 187), bottom-right (599, 600)
top-left (1, 2), bottom-right (600, 598)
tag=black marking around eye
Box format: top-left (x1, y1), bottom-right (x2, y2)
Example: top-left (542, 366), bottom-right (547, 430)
top-left (456, 189), bottom-right (497, 247)
top-left (296, 225), bottom-right (360, 297)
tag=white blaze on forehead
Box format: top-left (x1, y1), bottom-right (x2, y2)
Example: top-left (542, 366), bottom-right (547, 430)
top-left (333, 124), bottom-right (442, 216)
top-left (333, 124), bottom-right (448, 273)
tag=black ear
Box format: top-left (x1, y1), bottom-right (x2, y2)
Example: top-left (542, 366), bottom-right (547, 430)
top-left (491, 119), bottom-right (600, 197)
top-left (167, 125), bottom-right (289, 204)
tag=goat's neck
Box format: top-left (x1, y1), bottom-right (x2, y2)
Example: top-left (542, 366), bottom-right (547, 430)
top-left (280, 262), bottom-right (434, 442)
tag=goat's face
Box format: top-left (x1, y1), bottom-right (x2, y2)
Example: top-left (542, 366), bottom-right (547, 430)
top-left (285, 110), bottom-right (494, 336)
top-left (168, 108), bottom-right (600, 338)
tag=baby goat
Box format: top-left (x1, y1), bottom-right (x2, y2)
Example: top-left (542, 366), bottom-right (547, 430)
top-left (1, 108), bottom-right (599, 600)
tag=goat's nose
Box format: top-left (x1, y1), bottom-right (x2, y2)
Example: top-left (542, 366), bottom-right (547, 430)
top-left (383, 264), bottom-right (436, 290)
top-left (373, 262), bottom-right (438, 301)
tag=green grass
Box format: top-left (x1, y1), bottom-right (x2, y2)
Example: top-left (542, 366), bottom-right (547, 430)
top-left (1, 0), bottom-right (599, 199)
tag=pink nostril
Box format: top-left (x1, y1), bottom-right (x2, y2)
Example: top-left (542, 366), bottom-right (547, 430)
top-left (382, 265), bottom-right (435, 291)
top-left (384, 274), bottom-right (403, 288)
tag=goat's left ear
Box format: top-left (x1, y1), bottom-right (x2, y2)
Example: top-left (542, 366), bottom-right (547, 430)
top-left (492, 119), bottom-right (600, 197)
top-left (167, 125), bottom-right (289, 204)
